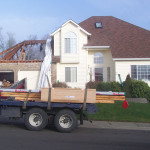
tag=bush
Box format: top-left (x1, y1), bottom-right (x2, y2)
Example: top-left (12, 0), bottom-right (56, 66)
top-left (86, 81), bottom-right (100, 89)
top-left (96, 81), bottom-right (121, 92)
top-left (122, 74), bottom-right (132, 98)
top-left (52, 82), bottom-right (70, 88)
top-left (86, 81), bottom-right (121, 91)
top-left (130, 80), bottom-right (150, 100)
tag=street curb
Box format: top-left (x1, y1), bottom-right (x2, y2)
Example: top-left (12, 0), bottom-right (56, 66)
top-left (79, 120), bottom-right (150, 131)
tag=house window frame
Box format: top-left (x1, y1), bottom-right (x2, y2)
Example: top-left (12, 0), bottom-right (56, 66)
top-left (95, 67), bottom-right (103, 82)
top-left (95, 22), bottom-right (103, 28)
top-left (65, 67), bottom-right (77, 82)
top-left (131, 65), bottom-right (150, 81)
top-left (64, 32), bottom-right (77, 54)
top-left (94, 52), bottom-right (104, 64)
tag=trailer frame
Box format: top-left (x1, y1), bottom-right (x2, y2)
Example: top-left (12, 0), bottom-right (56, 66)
top-left (0, 98), bottom-right (98, 132)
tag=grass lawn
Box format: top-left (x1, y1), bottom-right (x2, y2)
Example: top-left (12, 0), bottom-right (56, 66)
top-left (88, 101), bottom-right (150, 123)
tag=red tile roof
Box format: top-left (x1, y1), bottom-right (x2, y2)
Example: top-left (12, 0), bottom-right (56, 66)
top-left (79, 16), bottom-right (150, 58)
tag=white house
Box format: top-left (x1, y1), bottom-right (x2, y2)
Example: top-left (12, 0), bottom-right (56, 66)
top-left (50, 16), bottom-right (150, 88)
top-left (1, 16), bottom-right (149, 90)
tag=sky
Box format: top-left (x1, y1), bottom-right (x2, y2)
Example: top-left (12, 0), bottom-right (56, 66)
top-left (0, 0), bottom-right (150, 42)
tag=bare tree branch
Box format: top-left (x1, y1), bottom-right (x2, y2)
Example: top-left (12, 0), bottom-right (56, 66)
top-left (6, 32), bottom-right (16, 49)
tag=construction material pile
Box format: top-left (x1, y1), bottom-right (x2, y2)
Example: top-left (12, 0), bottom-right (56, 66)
top-left (0, 80), bottom-right (12, 88)
top-left (0, 88), bottom-right (125, 103)
top-left (96, 91), bottom-right (125, 103)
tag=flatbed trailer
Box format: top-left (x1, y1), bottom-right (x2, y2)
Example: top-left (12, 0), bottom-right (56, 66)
top-left (0, 98), bottom-right (98, 133)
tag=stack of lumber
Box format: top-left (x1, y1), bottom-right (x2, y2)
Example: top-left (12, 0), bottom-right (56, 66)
top-left (1, 92), bottom-right (41, 101)
top-left (96, 95), bottom-right (125, 104)
top-left (0, 88), bottom-right (126, 104)
top-left (96, 91), bottom-right (125, 103)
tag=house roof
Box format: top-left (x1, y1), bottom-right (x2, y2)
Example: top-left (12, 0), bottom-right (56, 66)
top-left (51, 20), bottom-right (91, 36)
top-left (79, 16), bottom-right (150, 59)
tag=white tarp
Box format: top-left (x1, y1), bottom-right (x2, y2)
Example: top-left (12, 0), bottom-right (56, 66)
top-left (37, 39), bottom-right (52, 89)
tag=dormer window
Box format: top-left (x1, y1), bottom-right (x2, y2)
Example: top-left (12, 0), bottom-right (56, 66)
top-left (95, 22), bottom-right (102, 28)
top-left (64, 32), bottom-right (77, 53)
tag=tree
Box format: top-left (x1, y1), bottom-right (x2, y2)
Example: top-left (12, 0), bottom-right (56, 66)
top-left (6, 32), bottom-right (16, 49)
top-left (122, 74), bottom-right (132, 98)
top-left (0, 27), bottom-right (5, 52)
top-left (42, 34), bottom-right (50, 40)
top-left (28, 34), bottom-right (38, 40)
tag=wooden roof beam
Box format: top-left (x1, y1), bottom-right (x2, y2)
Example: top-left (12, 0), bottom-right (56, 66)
top-left (1, 43), bottom-right (23, 60)
top-left (23, 40), bottom-right (46, 45)
top-left (19, 43), bottom-right (26, 61)
top-left (0, 42), bottom-right (22, 56)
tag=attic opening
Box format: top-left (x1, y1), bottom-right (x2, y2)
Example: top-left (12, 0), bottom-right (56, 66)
top-left (95, 22), bottom-right (102, 28)
top-left (0, 71), bottom-right (14, 86)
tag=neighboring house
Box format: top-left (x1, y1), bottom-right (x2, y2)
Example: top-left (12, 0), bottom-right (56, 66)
top-left (51, 16), bottom-right (150, 88)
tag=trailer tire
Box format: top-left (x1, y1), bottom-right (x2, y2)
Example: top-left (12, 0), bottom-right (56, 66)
top-left (24, 108), bottom-right (48, 131)
top-left (54, 109), bottom-right (77, 133)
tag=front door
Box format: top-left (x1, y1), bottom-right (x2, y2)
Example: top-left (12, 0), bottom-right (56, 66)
top-left (95, 68), bottom-right (103, 82)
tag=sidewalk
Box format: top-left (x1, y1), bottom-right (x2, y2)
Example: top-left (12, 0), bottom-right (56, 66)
top-left (80, 120), bottom-right (150, 131)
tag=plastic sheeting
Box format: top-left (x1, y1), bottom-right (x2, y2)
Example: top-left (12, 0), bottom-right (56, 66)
top-left (37, 39), bottom-right (52, 89)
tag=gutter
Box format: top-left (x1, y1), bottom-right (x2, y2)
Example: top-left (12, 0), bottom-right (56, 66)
top-left (83, 46), bottom-right (110, 49)
top-left (113, 58), bottom-right (150, 61)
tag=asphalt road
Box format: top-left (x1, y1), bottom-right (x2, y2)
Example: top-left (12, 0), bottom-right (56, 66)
top-left (0, 119), bottom-right (150, 150)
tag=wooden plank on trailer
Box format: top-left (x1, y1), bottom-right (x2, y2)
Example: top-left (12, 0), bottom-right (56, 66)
top-left (41, 88), bottom-right (96, 103)
top-left (1, 92), bottom-right (41, 98)
top-left (96, 100), bottom-right (115, 104)
top-left (15, 97), bottom-right (40, 101)
top-left (96, 95), bottom-right (125, 101)
top-left (96, 91), bottom-right (125, 96)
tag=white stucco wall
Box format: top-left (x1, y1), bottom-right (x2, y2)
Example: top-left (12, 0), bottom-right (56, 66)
top-left (18, 71), bottom-right (40, 90)
top-left (115, 60), bottom-right (150, 85)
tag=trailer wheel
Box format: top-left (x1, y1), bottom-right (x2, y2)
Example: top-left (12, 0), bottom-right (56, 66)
top-left (54, 109), bottom-right (77, 133)
top-left (24, 108), bottom-right (48, 131)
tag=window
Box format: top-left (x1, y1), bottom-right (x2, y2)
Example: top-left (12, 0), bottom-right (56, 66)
top-left (95, 68), bottom-right (103, 81)
top-left (95, 22), bottom-right (103, 28)
top-left (131, 65), bottom-right (150, 81)
top-left (107, 67), bottom-right (110, 82)
top-left (64, 32), bottom-right (77, 53)
top-left (94, 52), bottom-right (104, 64)
top-left (65, 67), bottom-right (77, 82)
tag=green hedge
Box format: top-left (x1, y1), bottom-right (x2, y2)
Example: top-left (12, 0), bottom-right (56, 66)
top-left (86, 77), bottom-right (150, 100)
top-left (97, 82), bottom-right (121, 92)
top-left (130, 80), bottom-right (150, 100)
top-left (86, 81), bottom-right (121, 92)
